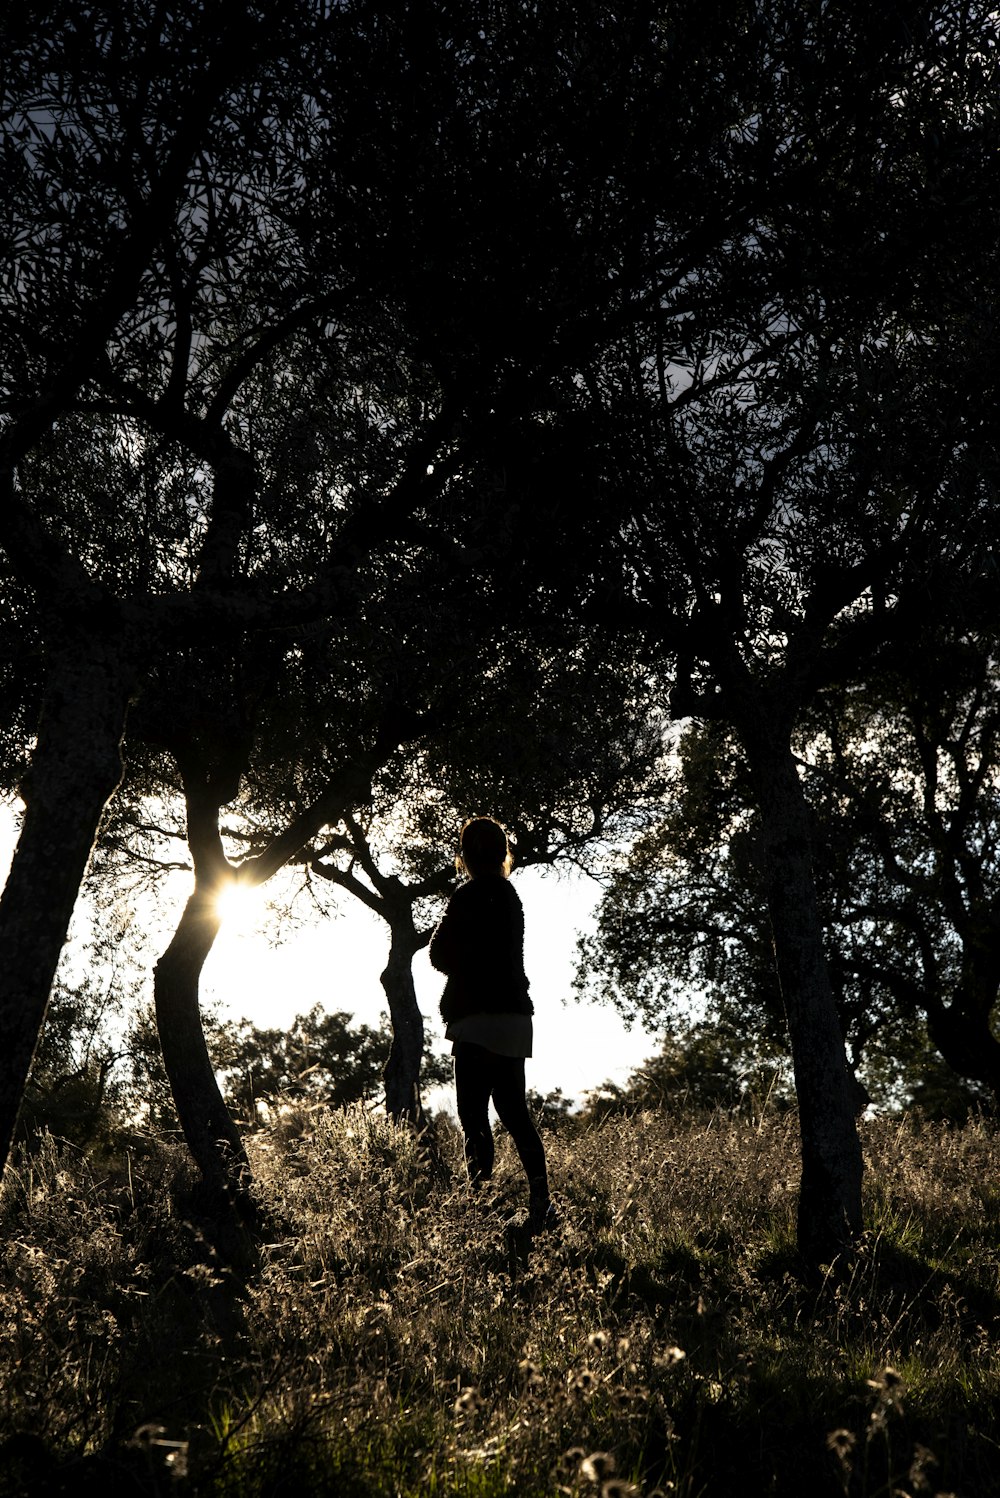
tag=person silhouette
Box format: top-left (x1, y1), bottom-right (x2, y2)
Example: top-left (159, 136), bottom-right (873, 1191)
top-left (429, 816), bottom-right (554, 1229)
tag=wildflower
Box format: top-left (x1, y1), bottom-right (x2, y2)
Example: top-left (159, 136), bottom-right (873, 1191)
top-left (654, 1345), bottom-right (686, 1368)
top-left (602, 1482), bottom-right (639, 1498)
top-left (588, 1330), bottom-right (610, 1352)
top-left (867, 1366), bottom-right (905, 1426)
top-left (560, 1446), bottom-right (587, 1471)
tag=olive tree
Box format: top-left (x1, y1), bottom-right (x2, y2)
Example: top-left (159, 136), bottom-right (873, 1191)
top-left (0, 0), bottom-right (694, 1209)
top-left (528, 0), bottom-right (1000, 1261)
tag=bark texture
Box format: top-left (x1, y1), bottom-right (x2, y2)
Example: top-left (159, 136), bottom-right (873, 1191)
top-left (740, 721), bottom-right (864, 1264)
top-left (0, 633), bottom-right (134, 1175)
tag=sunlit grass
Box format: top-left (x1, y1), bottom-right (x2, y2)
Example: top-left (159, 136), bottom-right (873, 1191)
top-left (4, 1109), bottom-right (1000, 1494)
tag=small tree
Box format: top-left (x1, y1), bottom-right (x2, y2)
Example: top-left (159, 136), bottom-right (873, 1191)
top-left (303, 636), bottom-right (665, 1121)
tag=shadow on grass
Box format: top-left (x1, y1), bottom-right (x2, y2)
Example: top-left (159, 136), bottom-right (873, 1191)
top-left (551, 1214), bottom-right (1000, 1498)
top-left (0, 1142), bottom-right (257, 1498)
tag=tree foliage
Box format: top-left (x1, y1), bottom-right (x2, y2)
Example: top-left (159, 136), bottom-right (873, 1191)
top-left (582, 1023), bottom-right (795, 1124)
top-left (4, 1), bottom-right (1000, 1266)
top-left (0, 0), bottom-right (690, 1190)
top-left (579, 633), bottom-right (1000, 1116)
top-left (121, 1001), bottom-right (448, 1134)
top-left (537, 0), bottom-right (1000, 1259)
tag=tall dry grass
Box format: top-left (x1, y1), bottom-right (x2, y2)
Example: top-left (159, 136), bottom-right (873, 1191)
top-left (2, 1106), bottom-right (1000, 1495)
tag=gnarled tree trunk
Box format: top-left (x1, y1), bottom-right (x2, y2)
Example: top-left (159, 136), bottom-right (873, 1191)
top-left (380, 909), bottom-right (426, 1123)
top-left (153, 874), bottom-right (262, 1274)
top-left (151, 742), bottom-right (262, 1267)
top-left (739, 717), bottom-right (864, 1265)
top-left (152, 737), bottom-right (397, 1252)
top-left (0, 631), bottom-right (134, 1176)
top-left (307, 826), bottom-right (450, 1128)
top-left (154, 886), bottom-right (250, 1190)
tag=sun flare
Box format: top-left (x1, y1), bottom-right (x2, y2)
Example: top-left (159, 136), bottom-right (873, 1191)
top-left (215, 879), bottom-right (259, 928)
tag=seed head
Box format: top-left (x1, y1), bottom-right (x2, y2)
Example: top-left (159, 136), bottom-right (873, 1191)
top-left (580, 1451), bottom-right (616, 1483)
top-left (826, 1429), bottom-right (856, 1464)
top-left (570, 1367), bottom-right (599, 1396)
top-left (908, 1441), bottom-right (939, 1493)
top-left (130, 1424), bottom-right (167, 1448)
top-left (453, 1386), bottom-right (482, 1417)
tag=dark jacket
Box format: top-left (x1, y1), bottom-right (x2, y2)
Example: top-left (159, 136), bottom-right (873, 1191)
top-left (428, 875), bottom-right (533, 1023)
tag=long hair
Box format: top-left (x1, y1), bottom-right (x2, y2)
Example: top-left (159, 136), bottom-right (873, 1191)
top-left (456, 816), bottom-right (514, 878)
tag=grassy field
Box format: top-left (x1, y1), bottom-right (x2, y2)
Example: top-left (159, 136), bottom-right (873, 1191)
top-left (2, 1104), bottom-right (1000, 1496)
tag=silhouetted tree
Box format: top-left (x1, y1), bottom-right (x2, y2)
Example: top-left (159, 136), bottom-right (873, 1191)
top-left (579, 637), bottom-right (1000, 1117)
top-left (17, 978), bottom-right (125, 1150)
top-left (0, 0), bottom-right (337, 1186)
top-left (121, 1002), bottom-right (448, 1133)
top-left (6, 1), bottom-right (999, 1279)
top-left (581, 1023), bottom-right (794, 1124)
top-left (0, 1), bottom-right (684, 1199)
top-left (303, 636), bottom-right (663, 1121)
top-left (522, 1), bottom-right (1000, 1261)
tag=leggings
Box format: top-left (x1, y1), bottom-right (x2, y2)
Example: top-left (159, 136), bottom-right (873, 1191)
top-left (453, 1041), bottom-right (548, 1198)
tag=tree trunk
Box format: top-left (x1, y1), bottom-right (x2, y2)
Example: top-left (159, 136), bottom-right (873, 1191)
top-left (739, 720), bottom-right (864, 1265)
top-left (154, 886), bottom-right (248, 1184)
top-left (152, 742), bottom-right (394, 1251)
top-left (0, 633), bottom-right (133, 1177)
top-left (153, 879), bottom-right (261, 1270)
top-left (380, 916), bottom-right (426, 1124)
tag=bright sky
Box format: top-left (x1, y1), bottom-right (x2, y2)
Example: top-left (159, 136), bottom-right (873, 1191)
top-left (2, 808), bottom-right (660, 1109)
top-left (207, 863), bottom-right (658, 1106)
